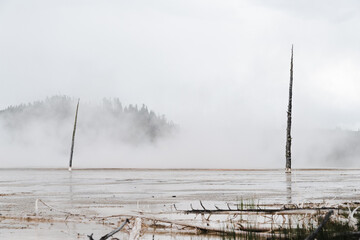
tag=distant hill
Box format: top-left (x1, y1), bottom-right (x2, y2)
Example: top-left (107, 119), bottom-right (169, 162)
top-left (0, 95), bottom-right (176, 145)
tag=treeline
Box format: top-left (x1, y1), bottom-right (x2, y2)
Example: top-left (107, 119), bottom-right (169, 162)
top-left (0, 95), bottom-right (176, 144)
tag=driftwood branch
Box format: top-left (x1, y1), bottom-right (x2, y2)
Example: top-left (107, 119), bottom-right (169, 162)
top-left (100, 219), bottom-right (129, 240)
top-left (199, 201), bottom-right (207, 211)
top-left (304, 209), bottom-right (334, 240)
top-left (88, 219), bottom-right (129, 240)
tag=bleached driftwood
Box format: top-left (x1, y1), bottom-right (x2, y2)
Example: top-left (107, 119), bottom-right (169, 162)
top-left (99, 213), bottom-right (280, 238)
top-left (31, 199), bottom-right (360, 239)
top-left (129, 218), bottom-right (142, 240)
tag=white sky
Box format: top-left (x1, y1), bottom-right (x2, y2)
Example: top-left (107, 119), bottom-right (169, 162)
top-left (1, 0), bottom-right (360, 168)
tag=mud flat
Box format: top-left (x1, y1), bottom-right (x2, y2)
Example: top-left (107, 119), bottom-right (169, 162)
top-left (1, 169), bottom-right (360, 239)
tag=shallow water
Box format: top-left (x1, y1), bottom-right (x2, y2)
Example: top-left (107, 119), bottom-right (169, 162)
top-left (1, 169), bottom-right (360, 239)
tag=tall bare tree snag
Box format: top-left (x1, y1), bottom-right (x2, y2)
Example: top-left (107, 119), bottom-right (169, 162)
top-left (69, 99), bottom-right (80, 171)
top-left (285, 45), bottom-right (294, 173)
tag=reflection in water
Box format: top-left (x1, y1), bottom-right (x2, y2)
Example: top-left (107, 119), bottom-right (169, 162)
top-left (286, 173), bottom-right (292, 204)
top-left (69, 171), bottom-right (73, 206)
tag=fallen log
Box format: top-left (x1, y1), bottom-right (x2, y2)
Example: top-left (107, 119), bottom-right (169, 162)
top-left (97, 213), bottom-right (281, 238)
top-left (183, 207), bottom-right (338, 214)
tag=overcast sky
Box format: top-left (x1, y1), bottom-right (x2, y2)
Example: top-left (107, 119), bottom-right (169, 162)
top-left (1, 0), bottom-right (360, 168)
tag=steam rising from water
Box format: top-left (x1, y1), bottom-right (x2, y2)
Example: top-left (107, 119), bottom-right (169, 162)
top-left (0, 96), bottom-right (360, 168)
top-left (1, 1), bottom-right (360, 168)
top-left (0, 96), bottom-right (177, 168)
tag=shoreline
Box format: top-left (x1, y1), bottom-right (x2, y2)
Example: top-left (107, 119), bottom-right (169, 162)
top-left (0, 167), bottom-right (360, 171)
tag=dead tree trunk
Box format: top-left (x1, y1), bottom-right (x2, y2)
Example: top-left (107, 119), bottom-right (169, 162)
top-left (69, 99), bottom-right (80, 171)
top-left (285, 46), bottom-right (293, 173)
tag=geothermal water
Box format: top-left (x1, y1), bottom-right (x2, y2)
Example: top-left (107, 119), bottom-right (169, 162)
top-left (0, 169), bottom-right (360, 239)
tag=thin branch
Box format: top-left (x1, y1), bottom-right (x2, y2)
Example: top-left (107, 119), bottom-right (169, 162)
top-left (199, 201), bottom-right (207, 211)
top-left (99, 219), bottom-right (129, 240)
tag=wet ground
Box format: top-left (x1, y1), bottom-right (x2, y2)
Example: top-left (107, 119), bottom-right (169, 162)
top-left (1, 169), bottom-right (360, 239)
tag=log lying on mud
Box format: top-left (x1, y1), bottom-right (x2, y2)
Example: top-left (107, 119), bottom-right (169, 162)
top-left (99, 213), bottom-right (280, 238)
top-left (25, 199), bottom-right (360, 238)
top-left (180, 201), bottom-right (338, 214)
top-left (184, 207), bottom-right (338, 214)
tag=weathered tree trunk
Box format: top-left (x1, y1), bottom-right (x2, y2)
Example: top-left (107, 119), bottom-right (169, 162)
top-left (69, 99), bottom-right (80, 171)
top-left (285, 46), bottom-right (293, 173)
